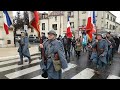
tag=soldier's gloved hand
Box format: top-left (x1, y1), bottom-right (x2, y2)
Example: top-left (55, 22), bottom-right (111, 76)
top-left (40, 44), bottom-right (43, 48)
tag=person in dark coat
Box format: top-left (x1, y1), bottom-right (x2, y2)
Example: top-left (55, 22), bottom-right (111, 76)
top-left (62, 35), bottom-right (72, 61)
top-left (106, 33), bottom-right (116, 58)
top-left (114, 36), bottom-right (120, 52)
top-left (40, 30), bottom-right (68, 79)
top-left (71, 37), bottom-right (76, 51)
top-left (18, 32), bottom-right (32, 65)
top-left (41, 33), bottom-right (47, 43)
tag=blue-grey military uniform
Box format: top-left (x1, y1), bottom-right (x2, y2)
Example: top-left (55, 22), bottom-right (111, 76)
top-left (40, 39), bottom-right (68, 79)
top-left (18, 36), bottom-right (31, 61)
top-left (90, 39), bottom-right (108, 68)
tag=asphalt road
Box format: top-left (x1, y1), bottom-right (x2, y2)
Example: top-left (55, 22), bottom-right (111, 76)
top-left (0, 49), bottom-right (120, 79)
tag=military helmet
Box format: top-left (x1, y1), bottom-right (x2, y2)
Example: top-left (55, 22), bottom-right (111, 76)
top-left (48, 30), bottom-right (57, 35)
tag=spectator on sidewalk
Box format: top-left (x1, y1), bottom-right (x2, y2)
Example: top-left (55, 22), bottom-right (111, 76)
top-left (17, 32), bottom-right (32, 65)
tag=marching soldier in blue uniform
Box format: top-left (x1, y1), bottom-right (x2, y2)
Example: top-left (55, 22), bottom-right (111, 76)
top-left (90, 33), bottom-right (108, 74)
top-left (106, 32), bottom-right (115, 64)
top-left (18, 32), bottom-right (32, 65)
top-left (40, 30), bottom-right (68, 79)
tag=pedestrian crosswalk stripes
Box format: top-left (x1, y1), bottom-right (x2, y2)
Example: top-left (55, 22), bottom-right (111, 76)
top-left (5, 65), bottom-right (41, 79)
top-left (0, 55), bottom-right (120, 79)
top-left (31, 63), bottom-right (77, 79)
top-left (0, 59), bottom-right (40, 73)
top-left (107, 75), bottom-right (120, 79)
top-left (62, 63), bottom-right (77, 72)
top-left (71, 68), bottom-right (95, 79)
top-left (0, 55), bottom-right (40, 66)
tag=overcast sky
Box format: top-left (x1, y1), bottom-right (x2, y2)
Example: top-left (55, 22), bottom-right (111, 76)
top-left (12, 11), bottom-right (120, 23)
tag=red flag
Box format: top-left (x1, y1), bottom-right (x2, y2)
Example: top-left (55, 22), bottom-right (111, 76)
top-left (29, 11), bottom-right (40, 37)
top-left (86, 11), bottom-right (96, 41)
top-left (66, 16), bottom-right (72, 38)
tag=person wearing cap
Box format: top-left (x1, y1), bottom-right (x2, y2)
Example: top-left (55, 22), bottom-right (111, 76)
top-left (90, 33), bottom-right (108, 74)
top-left (17, 32), bottom-right (32, 65)
top-left (39, 30), bottom-right (68, 79)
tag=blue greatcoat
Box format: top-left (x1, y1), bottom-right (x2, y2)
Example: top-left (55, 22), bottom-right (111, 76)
top-left (18, 36), bottom-right (31, 58)
top-left (40, 39), bottom-right (68, 79)
top-left (90, 39), bottom-right (108, 67)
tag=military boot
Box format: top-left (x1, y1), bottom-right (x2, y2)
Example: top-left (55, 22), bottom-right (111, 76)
top-left (18, 60), bottom-right (23, 65)
top-left (28, 57), bottom-right (32, 64)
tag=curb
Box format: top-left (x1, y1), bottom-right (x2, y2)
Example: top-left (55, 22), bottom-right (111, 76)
top-left (0, 52), bottom-right (41, 61)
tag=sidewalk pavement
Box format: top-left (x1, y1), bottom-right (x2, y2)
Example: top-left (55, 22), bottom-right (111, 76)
top-left (0, 45), bottom-right (40, 61)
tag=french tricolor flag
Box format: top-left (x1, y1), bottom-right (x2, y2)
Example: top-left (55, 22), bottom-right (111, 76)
top-left (3, 11), bottom-right (12, 35)
top-left (66, 16), bottom-right (72, 38)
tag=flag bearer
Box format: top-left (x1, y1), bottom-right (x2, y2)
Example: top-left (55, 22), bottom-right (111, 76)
top-left (40, 30), bottom-right (68, 79)
top-left (90, 33), bottom-right (108, 74)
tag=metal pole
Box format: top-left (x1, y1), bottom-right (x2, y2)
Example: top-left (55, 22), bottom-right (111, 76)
top-left (14, 27), bottom-right (16, 47)
top-left (78, 11), bottom-right (79, 38)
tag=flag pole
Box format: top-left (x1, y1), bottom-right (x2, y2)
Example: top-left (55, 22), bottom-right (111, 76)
top-left (37, 12), bottom-right (46, 63)
top-left (93, 11), bottom-right (99, 73)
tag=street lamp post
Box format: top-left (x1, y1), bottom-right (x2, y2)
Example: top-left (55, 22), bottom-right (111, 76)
top-left (13, 18), bottom-right (17, 47)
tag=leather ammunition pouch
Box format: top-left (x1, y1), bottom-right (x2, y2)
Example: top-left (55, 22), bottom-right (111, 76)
top-left (97, 49), bottom-right (104, 55)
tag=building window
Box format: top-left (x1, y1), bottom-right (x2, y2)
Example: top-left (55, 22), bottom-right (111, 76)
top-left (42, 14), bottom-right (45, 19)
top-left (82, 19), bottom-right (86, 26)
top-left (107, 14), bottom-right (109, 19)
top-left (111, 17), bottom-right (112, 21)
top-left (52, 24), bottom-right (57, 30)
top-left (68, 11), bottom-right (74, 17)
top-left (82, 11), bottom-right (86, 14)
top-left (113, 18), bottom-right (115, 22)
top-left (7, 40), bottom-right (11, 44)
top-left (70, 22), bottom-right (74, 28)
top-left (42, 23), bottom-right (45, 30)
top-left (113, 25), bottom-right (115, 30)
top-left (107, 22), bottom-right (108, 29)
top-left (55, 16), bottom-right (57, 21)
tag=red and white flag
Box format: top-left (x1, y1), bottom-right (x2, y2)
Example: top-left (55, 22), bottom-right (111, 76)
top-left (28, 11), bottom-right (40, 37)
top-left (66, 16), bottom-right (72, 38)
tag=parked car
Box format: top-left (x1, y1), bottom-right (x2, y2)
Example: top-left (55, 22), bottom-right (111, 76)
top-left (29, 35), bottom-right (36, 42)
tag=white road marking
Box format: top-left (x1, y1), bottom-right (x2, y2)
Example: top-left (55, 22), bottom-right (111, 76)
top-left (0, 55), bottom-right (40, 66)
top-left (31, 63), bottom-right (77, 79)
top-left (5, 65), bottom-right (41, 79)
top-left (71, 68), bottom-right (95, 79)
top-left (107, 75), bottom-right (120, 79)
top-left (0, 59), bottom-right (41, 72)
